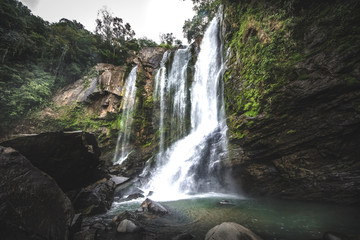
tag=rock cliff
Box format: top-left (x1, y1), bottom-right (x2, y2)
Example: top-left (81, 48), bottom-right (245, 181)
top-left (4, 0), bottom-right (360, 205)
top-left (222, 0), bottom-right (360, 204)
top-left (53, 63), bottom-right (128, 118)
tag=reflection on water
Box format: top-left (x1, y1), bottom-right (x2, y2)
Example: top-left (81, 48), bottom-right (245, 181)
top-left (90, 196), bottom-right (360, 240)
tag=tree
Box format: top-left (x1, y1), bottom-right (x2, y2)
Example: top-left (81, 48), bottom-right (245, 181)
top-left (174, 39), bottom-right (183, 47)
top-left (95, 7), bottom-right (136, 65)
top-left (95, 7), bottom-right (135, 46)
top-left (137, 37), bottom-right (158, 49)
top-left (159, 33), bottom-right (175, 45)
top-left (183, 0), bottom-right (220, 43)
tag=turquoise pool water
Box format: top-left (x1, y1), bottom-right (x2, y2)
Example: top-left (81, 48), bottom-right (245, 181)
top-left (93, 195), bottom-right (360, 240)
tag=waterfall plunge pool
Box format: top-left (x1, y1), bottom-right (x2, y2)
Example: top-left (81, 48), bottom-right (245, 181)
top-left (86, 195), bottom-right (360, 240)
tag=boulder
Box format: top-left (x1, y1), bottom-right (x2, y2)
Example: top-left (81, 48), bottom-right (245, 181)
top-left (112, 211), bottom-right (138, 224)
top-left (125, 192), bottom-right (145, 201)
top-left (1, 131), bottom-right (102, 191)
top-left (0, 146), bottom-right (74, 240)
top-left (70, 213), bottom-right (83, 238)
top-left (172, 233), bottom-right (195, 240)
top-left (323, 231), bottom-right (350, 240)
top-left (218, 200), bottom-right (235, 206)
top-left (117, 219), bottom-right (140, 233)
top-left (138, 198), bottom-right (168, 215)
top-left (73, 178), bottom-right (115, 216)
top-left (91, 222), bottom-right (106, 231)
top-left (117, 147), bottom-right (155, 178)
top-left (110, 175), bottom-right (130, 186)
top-left (205, 222), bottom-right (263, 240)
top-left (73, 228), bottom-right (97, 240)
top-left (114, 177), bottom-right (143, 199)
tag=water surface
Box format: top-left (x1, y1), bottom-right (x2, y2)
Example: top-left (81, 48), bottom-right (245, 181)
top-left (98, 195), bottom-right (360, 240)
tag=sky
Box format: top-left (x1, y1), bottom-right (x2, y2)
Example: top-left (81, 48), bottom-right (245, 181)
top-left (19, 0), bottom-right (195, 43)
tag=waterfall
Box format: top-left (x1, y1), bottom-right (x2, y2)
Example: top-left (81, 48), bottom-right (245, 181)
top-left (153, 48), bottom-right (191, 159)
top-left (113, 66), bottom-right (138, 164)
top-left (143, 14), bottom-right (228, 201)
top-left (153, 51), bottom-right (170, 155)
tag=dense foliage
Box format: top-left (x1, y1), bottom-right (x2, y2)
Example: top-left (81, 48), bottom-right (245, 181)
top-left (183, 0), bottom-right (221, 43)
top-left (0, 0), bottom-right (152, 135)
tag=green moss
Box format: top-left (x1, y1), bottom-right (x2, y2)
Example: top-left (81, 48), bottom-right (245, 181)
top-left (287, 129), bottom-right (296, 134)
top-left (133, 67), bottom-right (155, 145)
top-left (143, 141), bottom-right (152, 148)
top-left (144, 96), bottom-right (154, 109)
top-left (298, 74), bottom-right (309, 80)
top-left (223, 0), bottom-right (310, 139)
top-left (135, 71), bottom-right (146, 100)
top-left (246, 120), bottom-right (255, 127)
top-left (225, 4), bottom-right (302, 118)
top-left (159, 43), bottom-right (176, 49)
top-left (82, 205), bottom-right (95, 215)
top-left (344, 75), bottom-right (358, 85)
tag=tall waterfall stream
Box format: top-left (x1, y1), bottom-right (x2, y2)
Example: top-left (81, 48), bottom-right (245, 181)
top-left (113, 66), bottom-right (138, 164)
top-left (141, 14), bottom-right (228, 201)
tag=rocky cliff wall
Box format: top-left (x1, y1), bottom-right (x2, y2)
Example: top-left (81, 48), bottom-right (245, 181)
top-left (222, 0), bottom-right (360, 204)
top-left (6, 47), bottom-right (169, 166)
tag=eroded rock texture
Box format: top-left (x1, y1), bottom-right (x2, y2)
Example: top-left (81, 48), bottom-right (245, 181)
top-left (223, 0), bottom-right (360, 204)
top-left (0, 146), bottom-right (74, 240)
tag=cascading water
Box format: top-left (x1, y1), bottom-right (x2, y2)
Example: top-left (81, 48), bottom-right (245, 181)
top-left (143, 14), bottom-right (228, 201)
top-left (153, 48), bottom-right (192, 159)
top-left (113, 66), bottom-right (138, 164)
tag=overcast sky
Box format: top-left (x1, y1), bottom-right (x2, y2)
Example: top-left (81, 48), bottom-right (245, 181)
top-left (19, 0), bottom-right (195, 43)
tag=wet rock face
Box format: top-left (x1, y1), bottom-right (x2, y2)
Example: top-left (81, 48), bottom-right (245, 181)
top-left (52, 63), bottom-right (127, 119)
top-left (223, 2), bottom-right (360, 204)
top-left (53, 63), bottom-right (126, 106)
top-left (228, 54), bottom-right (360, 203)
top-left (1, 131), bottom-right (101, 192)
top-left (0, 146), bottom-right (74, 240)
top-left (138, 47), bottom-right (167, 68)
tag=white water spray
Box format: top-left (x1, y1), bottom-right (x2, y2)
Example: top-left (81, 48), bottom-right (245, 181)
top-left (143, 14), bottom-right (228, 201)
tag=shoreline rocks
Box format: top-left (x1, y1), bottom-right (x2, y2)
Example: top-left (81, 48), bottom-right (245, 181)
top-left (73, 178), bottom-right (116, 216)
top-left (137, 198), bottom-right (168, 215)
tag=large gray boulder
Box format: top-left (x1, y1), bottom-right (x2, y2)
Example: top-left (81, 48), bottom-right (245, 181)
top-left (73, 178), bottom-right (115, 216)
top-left (117, 219), bottom-right (140, 233)
top-left (0, 146), bottom-right (74, 240)
top-left (205, 222), bottom-right (263, 240)
top-left (138, 198), bottom-right (168, 215)
top-left (1, 131), bottom-right (102, 191)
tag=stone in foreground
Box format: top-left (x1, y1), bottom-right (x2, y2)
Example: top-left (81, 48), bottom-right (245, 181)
top-left (117, 219), bottom-right (140, 233)
top-left (205, 222), bottom-right (263, 240)
top-left (0, 146), bottom-right (74, 240)
top-left (138, 198), bottom-right (168, 215)
top-left (1, 131), bottom-right (101, 191)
